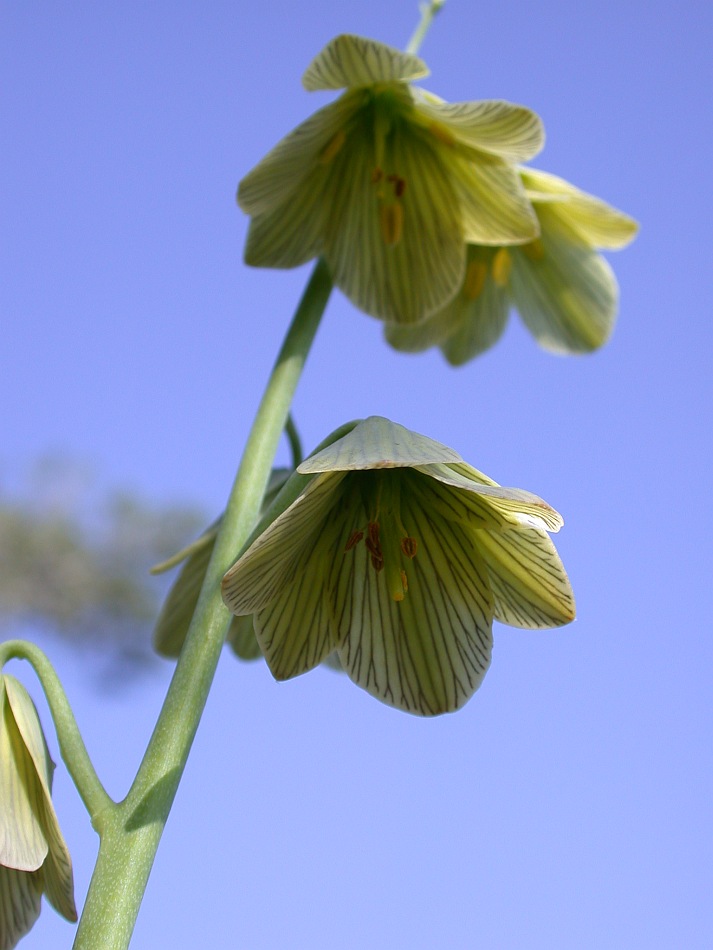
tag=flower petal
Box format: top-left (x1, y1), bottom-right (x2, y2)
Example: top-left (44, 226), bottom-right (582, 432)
top-left (477, 527), bottom-right (576, 628)
top-left (323, 116), bottom-right (465, 323)
top-left (0, 678), bottom-right (49, 873)
top-left (451, 154), bottom-right (540, 245)
top-left (222, 472), bottom-right (348, 615)
top-left (242, 177), bottom-right (328, 268)
top-left (0, 865), bottom-right (43, 949)
top-left (299, 416), bottom-right (462, 473)
top-left (237, 96), bottom-right (356, 216)
top-left (335, 493), bottom-right (493, 715)
top-left (226, 616), bottom-right (263, 661)
top-left (302, 34), bottom-right (429, 91)
top-left (416, 95), bottom-right (544, 163)
top-left (522, 168), bottom-right (638, 249)
top-left (510, 206), bottom-right (620, 353)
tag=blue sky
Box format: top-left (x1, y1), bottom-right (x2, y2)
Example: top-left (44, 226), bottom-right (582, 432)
top-left (3, 1), bottom-right (712, 947)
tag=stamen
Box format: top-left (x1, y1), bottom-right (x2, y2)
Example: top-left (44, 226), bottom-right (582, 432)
top-left (400, 570), bottom-right (409, 593)
top-left (319, 129), bottom-right (346, 165)
top-left (492, 248), bottom-right (512, 288)
top-left (380, 203), bottom-right (403, 246)
top-left (344, 530), bottom-right (363, 552)
top-left (371, 167), bottom-right (384, 184)
top-left (401, 537), bottom-right (418, 559)
top-left (463, 260), bottom-right (487, 301)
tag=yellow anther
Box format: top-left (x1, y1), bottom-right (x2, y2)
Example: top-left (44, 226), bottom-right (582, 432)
top-left (379, 202), bottom-right (403, 246)
top-left (463, 260), bottom-right (488, 301)
top-left (400, 570), bottom-right (409, 593)
top-left (523, 238), bottom-right (545, 262)
top-left (491, 248), bottom-right (512, 288)
top-left (319, 129), bottom-right (347, 165)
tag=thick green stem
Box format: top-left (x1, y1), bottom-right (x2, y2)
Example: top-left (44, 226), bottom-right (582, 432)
top-left (405, 0), bottom-right (446, 55)
top-left (72, 258), bottom-right (333, 950)
top-left (0, 640), bottom-right (112, 820)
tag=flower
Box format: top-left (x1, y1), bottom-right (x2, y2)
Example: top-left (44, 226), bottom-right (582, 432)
top-left (0, 674), bottom-right (76, 949)
top-left (221, 417), bottom-right (575, 716)
top-left (384, 168), bottom-right (638, 361)
top-left (237, 34), bottom-right (544, 325)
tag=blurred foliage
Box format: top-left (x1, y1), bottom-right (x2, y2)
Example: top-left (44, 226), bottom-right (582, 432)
top-left (0, 458), bottom-right (205, 678)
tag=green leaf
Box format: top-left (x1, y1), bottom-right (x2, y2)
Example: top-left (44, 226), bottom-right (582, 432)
top-left (302, 34), bottom-right (428, 91)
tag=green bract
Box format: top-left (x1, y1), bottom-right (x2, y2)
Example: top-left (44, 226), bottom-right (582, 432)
top-left (238, 34), bottom-right (544, 325)
top-left (221, 417), bottom-right (575, 716)
top-left (385, 168), bottom-right (638, 361)
top-left (0, 675), bottom-right (76, 950)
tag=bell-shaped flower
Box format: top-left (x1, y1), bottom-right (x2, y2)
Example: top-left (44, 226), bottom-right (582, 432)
top-left (0, 674), bottom-right (76, 950)
top-left (222, 417), bottom-right (575, 716)
top-left (238, 34), bottom-right (544, 325)
top-left (385, 168), bottom-right (638, 361)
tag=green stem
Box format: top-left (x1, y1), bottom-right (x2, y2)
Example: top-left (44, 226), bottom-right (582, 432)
top-left (405, 0), bottom-right (446, 55)
top-left (72, 258), bottom-right (333, 950)
top-left (0, 640), bottom-right (112, 821)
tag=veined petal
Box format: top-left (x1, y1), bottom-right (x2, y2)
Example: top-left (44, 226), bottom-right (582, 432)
top-left (153, 531), bottom-right (214, 657)
top-left (237, 95), bottom-right (357, 216)
top-left (0, 865), bottom-right (43, 949)
top-left (226, 616), bottom-right (263, 661)
top-left (416, 96), bottom-right (544, 163)
top-left (522, 168), bottom-right (639, 249)
top-left (0, 678), bottom-right (49, 873)
top-left (477, 527), bottom-right (576, 628)
top-left (335, 494), bottom-right (493, 715)
top-left (451, 154), bottom-right (540, 245)
top-left (511, 206), bottom-right (619, 353)
top-left (302, 34), bottom-right (429, 91)
top-left (222, 472), bottom-right (348, 615)
top-left (323, 115), bottom-right (465, 324)
top-left (253, 508), bottom-right (349, 679)
top-left (299, 416), bottom-right (462, 473)
top-left (440, 246), bottom-right (510, 364)
top-left (415, 463), bottom-right (564, 532)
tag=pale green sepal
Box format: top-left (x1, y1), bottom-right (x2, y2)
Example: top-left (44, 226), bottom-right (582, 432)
top-left (302, 34), bottom-right (429, 91)
top-left (0, 865), bottom-right (43, 950)
top-left (413, 464), bottom-right (564, 532)
top-left (298, 416), bottom-right (462, 473)
top-left (511, 207), bottom-right (619, 353)
top-left (323, 119), bottom-right (465, 323)
top-left (477, 527), bottom-right (576, 627)
top-left (226, 617), bottom-right (263, 661)
top-left (335, 493), bottom-right (494, 715)
top-left (416, 95), bottom-right (544, 163)
top-left (522, 168), bottom-right (639, 248)
top-left (451, 155), bottom-right (540, 245)
top-left (0, 678), bottom-right (49, 872)
top-left (237, 96), bottom-right (356, 217)
top-left (222, 472), bottom-right (350, 615)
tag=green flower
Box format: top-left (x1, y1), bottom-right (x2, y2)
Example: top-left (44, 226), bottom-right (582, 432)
top-left (221, 417), bottom-right (575, 716)
top-left (238, 34), bottom-right (544, 325)
top-left (0, 674), bottom-right (76, 949)
top-left (385, 168), bottom-right (638, 361)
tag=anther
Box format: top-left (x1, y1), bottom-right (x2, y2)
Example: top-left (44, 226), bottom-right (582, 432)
top-left (492, 248), bottom-right (512, 288)
top-left (400, 537), bottom-right (418, 559)
top-left (464, 260), bottom-right (487, 301)
top-left (379, 203), bottom-right (403, 246)
top-left (319, 129), bottom-right (347, 165)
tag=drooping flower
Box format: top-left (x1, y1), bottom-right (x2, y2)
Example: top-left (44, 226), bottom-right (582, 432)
top-left (238, 34), bottom-right (544, 325)
top-left (221, 417), bottom-right (575, 716)
top-left (385, 168), bottom-right (638, 361)
top-left (0, 674), bottom-right (76, 950)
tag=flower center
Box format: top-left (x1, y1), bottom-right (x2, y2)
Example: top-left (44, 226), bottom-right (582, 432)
top-left (344, 474), bottom-right (418, 602)
top-left (369, 94), bottom-right (408, 247)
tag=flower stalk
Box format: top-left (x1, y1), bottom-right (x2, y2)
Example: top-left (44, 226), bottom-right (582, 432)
top-left (70, 258), bottom-right (332, 950)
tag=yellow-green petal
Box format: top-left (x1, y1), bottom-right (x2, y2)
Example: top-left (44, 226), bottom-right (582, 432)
top-left (322, 117), bottom-right (465, 324)
top-left (334, 490), bottom-right (493, 715)
top-left (451, 153), bottom-right (540, 245)
top-left (299, 416), bottom-right (462, 473)
top-left (477, 527), bottom-right (576, 628)
top-left (237, 96), bottom-right (356, 216)
top-left (302, 34), bottom-right (429, 92)
top-left (510, 206), bottom-right (619, 353)
top-left (226, 616), bottom-right (263, 661)
top-left (0, 865), bottom-right (43, 950)
top-left (522, 168), bottom-right (638, 249)
top-left (416, 95), bottom-right (544, 163)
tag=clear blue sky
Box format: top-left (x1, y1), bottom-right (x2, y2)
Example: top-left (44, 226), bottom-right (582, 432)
top-left (3, 1), bottom-right (712, 947)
